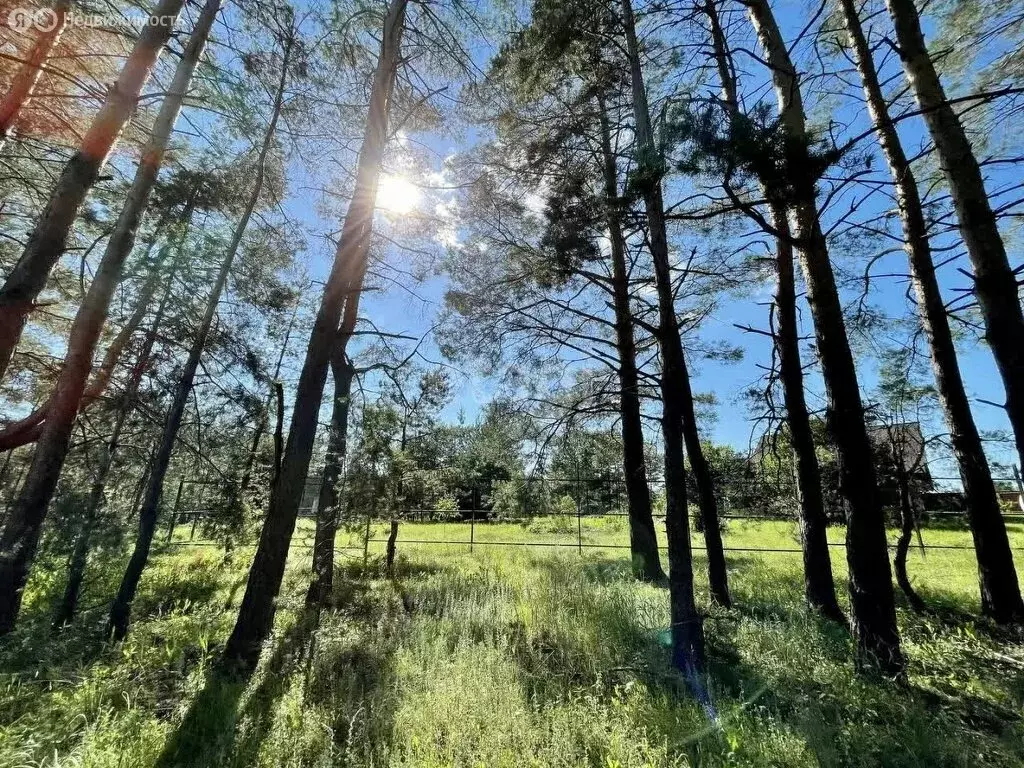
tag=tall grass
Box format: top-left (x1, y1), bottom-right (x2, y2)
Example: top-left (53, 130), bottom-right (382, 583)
top-left (1, 520), bottom-right (1022, 766)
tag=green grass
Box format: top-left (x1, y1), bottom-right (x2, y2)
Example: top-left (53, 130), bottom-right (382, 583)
top-left (2, 517), bottom-right (1024, 766)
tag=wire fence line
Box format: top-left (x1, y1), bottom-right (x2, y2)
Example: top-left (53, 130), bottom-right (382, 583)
top-left (13, 462), bottom-right (994, 564)
top-left (162, 496), bottom-right (1024, 558)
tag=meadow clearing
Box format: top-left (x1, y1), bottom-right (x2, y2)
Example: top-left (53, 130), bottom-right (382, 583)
top-left (2, 515), bottom-right (1023, 767)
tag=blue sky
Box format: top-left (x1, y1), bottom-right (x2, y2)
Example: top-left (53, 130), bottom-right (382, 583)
top-left (275, 0), bottom-right (1022, 485)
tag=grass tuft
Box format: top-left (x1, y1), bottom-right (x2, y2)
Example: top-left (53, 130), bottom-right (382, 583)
top-left (1, 519), bottom-right (1023, 766)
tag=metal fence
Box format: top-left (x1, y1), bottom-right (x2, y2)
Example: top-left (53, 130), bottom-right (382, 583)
top-left (160, 473), bottom-right (1024, 558)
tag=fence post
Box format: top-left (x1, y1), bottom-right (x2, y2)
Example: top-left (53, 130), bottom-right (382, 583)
top-left (576, 469), bottom-right (583, 555)
top-left (165, 477), bottom-right (185, 543)
top-left (1013, 465), bottom-right (1024, 513)
top-left (470, 505), bottom-right (475, 554)
top-left (363, 505), bottom-right (372, 566)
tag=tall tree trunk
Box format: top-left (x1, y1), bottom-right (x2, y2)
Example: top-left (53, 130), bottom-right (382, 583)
top-left (704, 0), bottom-right (842, 620)
top-left (678, 356), bottom-right (730, 607)
top-left (893, 465), bottom-right (927, 614)
top-left (306, 352), bottom-right (355, 607)
top-left (0, 0), bottom-right (71, 152)
top-left (0, 2), bottom-right (217, 636)
top-left (772, 200), bottom-right (845, 621)
top-left (106, 25), bottom-right (287, 641)
top-left (596, 95), bottom-right (664, 583)
top-left (53, 249), bottom-right (179, 630)
top-left (884, 0), bottom-right (1024, 474)
top-left (224, 0), bottom-right (408, 668)
top-left (620, 0), bottom-right (706, 677)
top-left (842, 0), bottom-right (1024, 624)
top-left (0, 0), bottom-right (185, 381)
top-left (0, 220), bottom-right (173, 453)
top-left (238, 303), bottom-right (299, 497)
top-left (746, 0), bottom-right (904, 675)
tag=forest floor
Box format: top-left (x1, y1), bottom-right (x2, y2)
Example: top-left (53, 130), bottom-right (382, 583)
top-left (2, 516), bottom-right (1024, 767)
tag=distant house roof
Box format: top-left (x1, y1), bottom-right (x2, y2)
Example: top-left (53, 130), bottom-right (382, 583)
top-left (866, 421), bottom-right (933, 488)
top-left (748, 421), bottom-right (934, 489)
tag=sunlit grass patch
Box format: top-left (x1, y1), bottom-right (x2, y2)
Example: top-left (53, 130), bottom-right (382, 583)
top-left (1, 520), bottom-right (1023, 766)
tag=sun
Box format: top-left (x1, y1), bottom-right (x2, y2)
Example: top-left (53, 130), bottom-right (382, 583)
top-left (377, 174), bottom-right (421, 215)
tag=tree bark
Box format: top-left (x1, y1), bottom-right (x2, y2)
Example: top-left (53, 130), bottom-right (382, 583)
top-left (677, 355), bottom-right (730, 607)
top-left (385, 519), bottom-right (399, 574)
top-left (893, 466), bottom-right (927, 614)
top-left (238, 303), bottom-right (299, 497)
top-left (0, 0), bottom-right (185, 381)
top-left (620, 0), bottom-right (706, 678)
top-left (595, 95), bottom-right (664, 583)
top-left (703, 0), bottom-right (842, 620)
top-left (0, 212), bottom-right (178, 454)
top-left (106, 21), bottom-right (286, 641)
top-left (223, 0), bottom-right (408, 668)
top-left (306, 352), bottom-right (354, 607)
top-left (0, 1), bottom-right (216, 636)
top-left (52, 251), bottom-right (179, 630)
top-left (746, 0), bottom-right (904, 675)
top-left (842, 0), bottom-right (1024, 624)
top-left (884, 0), bottom-right (1024, 476)
top-left (272, 381), bottom-right (285, 486)
top-left (0, 0), bottom-right (71, 152)
top-left (771, 200), bottom-right (845, 621)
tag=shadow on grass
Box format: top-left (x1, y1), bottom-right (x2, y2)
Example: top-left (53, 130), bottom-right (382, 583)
top-left (151, 554), bottom-right (419, 766)
top-left (153, 610), bottom-right (319, 767)
top-left (302, 557), bottom-right (422, 760)
top-left (548, 549), bottom-right (1023, 764)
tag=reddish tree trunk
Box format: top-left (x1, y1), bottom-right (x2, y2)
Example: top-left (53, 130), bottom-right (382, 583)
top-left (0, 0), bottom-right (185, 381)
top-left (0, 1), bottom-right (216, 635)
top-left (52, 252), bottom-right (179, 630)
top-left (0, 0), bottom-right (71, 151)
